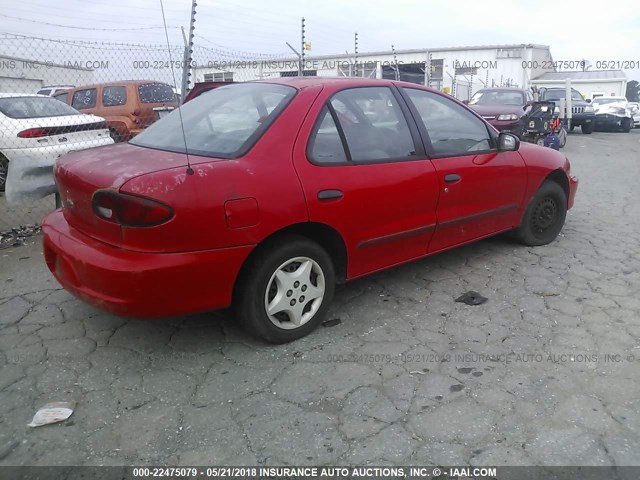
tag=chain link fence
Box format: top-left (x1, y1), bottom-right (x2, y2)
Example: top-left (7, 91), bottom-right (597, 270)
top-left (0, 33), bottom-right (518, 230)
top-left (0, 33), bottom-right (285, 230)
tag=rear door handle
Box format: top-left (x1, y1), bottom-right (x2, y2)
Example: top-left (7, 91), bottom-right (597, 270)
top-left (444, 173), bottom-right (461, 183)
top-left (317, 189), bottom-right (344, 201)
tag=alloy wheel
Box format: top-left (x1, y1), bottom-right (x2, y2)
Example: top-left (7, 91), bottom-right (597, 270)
top-left (264, 256), bottom-right (325, 330)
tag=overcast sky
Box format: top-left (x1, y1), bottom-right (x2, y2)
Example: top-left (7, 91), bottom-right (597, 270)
top-left (1, 0), bottom-right (639, 81)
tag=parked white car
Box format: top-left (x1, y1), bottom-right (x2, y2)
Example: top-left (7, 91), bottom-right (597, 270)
top-left (0, 93), bottom-right (113, 195)
top-left (628, 102), bottom-right (640, 128)
top-left (591, 96), bottom-right (634, 132)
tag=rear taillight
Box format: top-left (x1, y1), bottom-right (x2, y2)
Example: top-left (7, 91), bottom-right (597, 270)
top-left (92, 190), bottom-right (174, 227)
top-left (18, 128), bottom-right (47, 138)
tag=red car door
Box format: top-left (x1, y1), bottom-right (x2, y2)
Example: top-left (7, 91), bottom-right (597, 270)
top-left (401, 87), bottom-right (527, 253)
top-left (293, 85), bottom-right (440, 279)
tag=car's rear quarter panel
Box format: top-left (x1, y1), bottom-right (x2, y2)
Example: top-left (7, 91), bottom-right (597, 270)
top-left (118, 84), bottom-right (323, 253)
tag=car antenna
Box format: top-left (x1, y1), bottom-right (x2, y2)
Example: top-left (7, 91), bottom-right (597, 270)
top-left (159, 0), bottom-right (194, 175)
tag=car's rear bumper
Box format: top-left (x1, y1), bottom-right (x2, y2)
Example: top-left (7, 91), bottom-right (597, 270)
top-left (42, 210), bottom-right (254, 319)
top-left (568, 175), bottom-right (578, 210)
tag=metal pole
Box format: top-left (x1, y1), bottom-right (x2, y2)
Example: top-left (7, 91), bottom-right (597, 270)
top-left (565, 79), bottom-right (572, 130)
top-left (286, 42), bottom-right (301, 75)
top-left (300, 17), bottom-right (305, 76)
top-left (391, 44), bottom-right (399, 81)
top-left (354, 32), bottom-right (358, 77)
top-left (181, 0), bottom-right (197, 103)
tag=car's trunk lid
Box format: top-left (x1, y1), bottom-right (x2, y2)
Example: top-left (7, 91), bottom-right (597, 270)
top-left (55, 142), bottom-right (190, 246)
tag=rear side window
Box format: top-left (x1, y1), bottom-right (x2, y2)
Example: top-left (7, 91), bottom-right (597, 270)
top-left (138, 83), bottom-right (176, 103)
top-left (130, 83), bottom-right (296, 158)
top-left (328, 87), bottom-right (416, 162)
top-left (54, 93), bottom-right (69, 103)
top-left (72, 89), bottom-right (97, 109)
top-left (103, 86), bottom-right (127, 107)
top-left (38, 89), bottom-right (51, 96)
top-left (308, 106), bottom-right (347, 163)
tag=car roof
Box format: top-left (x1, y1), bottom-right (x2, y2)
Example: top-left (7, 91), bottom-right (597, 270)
top-left (234, 77), bottom-right (454, 94)
top-left (476, 87), bottom-right (526, 92)
top-left (64, 80), bottom-right (173, 90)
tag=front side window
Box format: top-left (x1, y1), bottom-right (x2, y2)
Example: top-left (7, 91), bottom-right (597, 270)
top-left (72, 89), bottom-right (97, 110)
top-left (328, 87), bottom-right (416, 162)
top-left (102, 86), bottom-right (127, 107)
top-left (131, 83), bottom-right (296, 158)
top-left (404, 88), bottom-right (493, 157)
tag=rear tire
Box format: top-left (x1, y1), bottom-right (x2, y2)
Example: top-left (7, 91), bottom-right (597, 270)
top-left (0, 154), bottom-right (8, 193)
top-left (513, 181), bottom-right (567, 246)
top-left (235, 236), bottom-right (335, 343)
top-left (109, 129), bottom-right (121, 142)
top-left (581, 122), bottom-right (594, 134)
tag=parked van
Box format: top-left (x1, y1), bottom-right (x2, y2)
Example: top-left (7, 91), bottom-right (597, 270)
top-left (54, 81), bottom-right (178, 141)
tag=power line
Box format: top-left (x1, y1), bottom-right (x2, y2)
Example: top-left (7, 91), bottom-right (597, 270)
top-left (0, 13), bottom-right (181, 31)
top-left (11, 3), bottom-right (184, 27)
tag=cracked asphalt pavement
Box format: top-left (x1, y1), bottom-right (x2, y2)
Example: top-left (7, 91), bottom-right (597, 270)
top-left (1, 130), bottom-right (639, 468)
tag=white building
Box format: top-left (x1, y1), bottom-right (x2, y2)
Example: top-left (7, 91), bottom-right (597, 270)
top-left (0, 55), bottom-right (95, 94)
top-left (194, 43), bottom-right (556, 100)
top-left (530, 70), bottom-right (627, 100)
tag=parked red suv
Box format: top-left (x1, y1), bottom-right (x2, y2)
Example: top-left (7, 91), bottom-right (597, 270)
top-left (42, 78), bottom-right (578, 343)
top-left (466, 88), bottom-right (533, 132)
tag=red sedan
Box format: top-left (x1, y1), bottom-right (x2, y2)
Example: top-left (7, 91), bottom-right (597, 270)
top-left (42, 78), bottom-right (578, 343)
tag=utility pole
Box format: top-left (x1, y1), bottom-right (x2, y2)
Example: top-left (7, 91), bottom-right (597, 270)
top-left (300, 17), bottom-right (305, 76)
top-left (180, 0), bottom-right (197, 103)
top-left (354, 32), bottom-right (358, 77)
top-left (391, 44), bottom-right (399, 81)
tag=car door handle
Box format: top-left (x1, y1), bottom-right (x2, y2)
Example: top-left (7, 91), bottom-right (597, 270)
top-left (317, 189), bottom-right (344, 201)
top-left (444, 174), bottom-right (461, 183)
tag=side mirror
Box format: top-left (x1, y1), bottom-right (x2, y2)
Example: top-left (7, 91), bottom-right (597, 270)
top-left (498, 132), bottom-right (520, 152)
top-left (462, 100), bottom-right (469, 105)
top-left (586, 98), bottom-right (591, 103)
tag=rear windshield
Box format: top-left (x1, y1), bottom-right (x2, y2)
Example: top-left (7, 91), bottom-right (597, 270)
top-left (0, 96), bottom-right (80, 119)
top-left (138, 83), bottom-right (177, 103)
top-left (130, 83), bottom-right (296, 158)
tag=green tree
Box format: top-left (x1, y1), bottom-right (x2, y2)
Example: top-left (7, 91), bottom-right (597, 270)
top-left (626, 80), bottom-right (640, 102)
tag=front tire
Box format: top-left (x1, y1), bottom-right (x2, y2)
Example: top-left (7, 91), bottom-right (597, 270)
top-left (559, 127), bottom-right (567, 148)
top-left (0, 155), bottom-right (8, 193)
top-left (581, 122), bottom-right (594, 134)
top-left (235, 236), bottom-right (335, 343)
top-left (513, 181), bottom-right (567, 246)
top-left (622, 118), bottom-right (632, 133)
